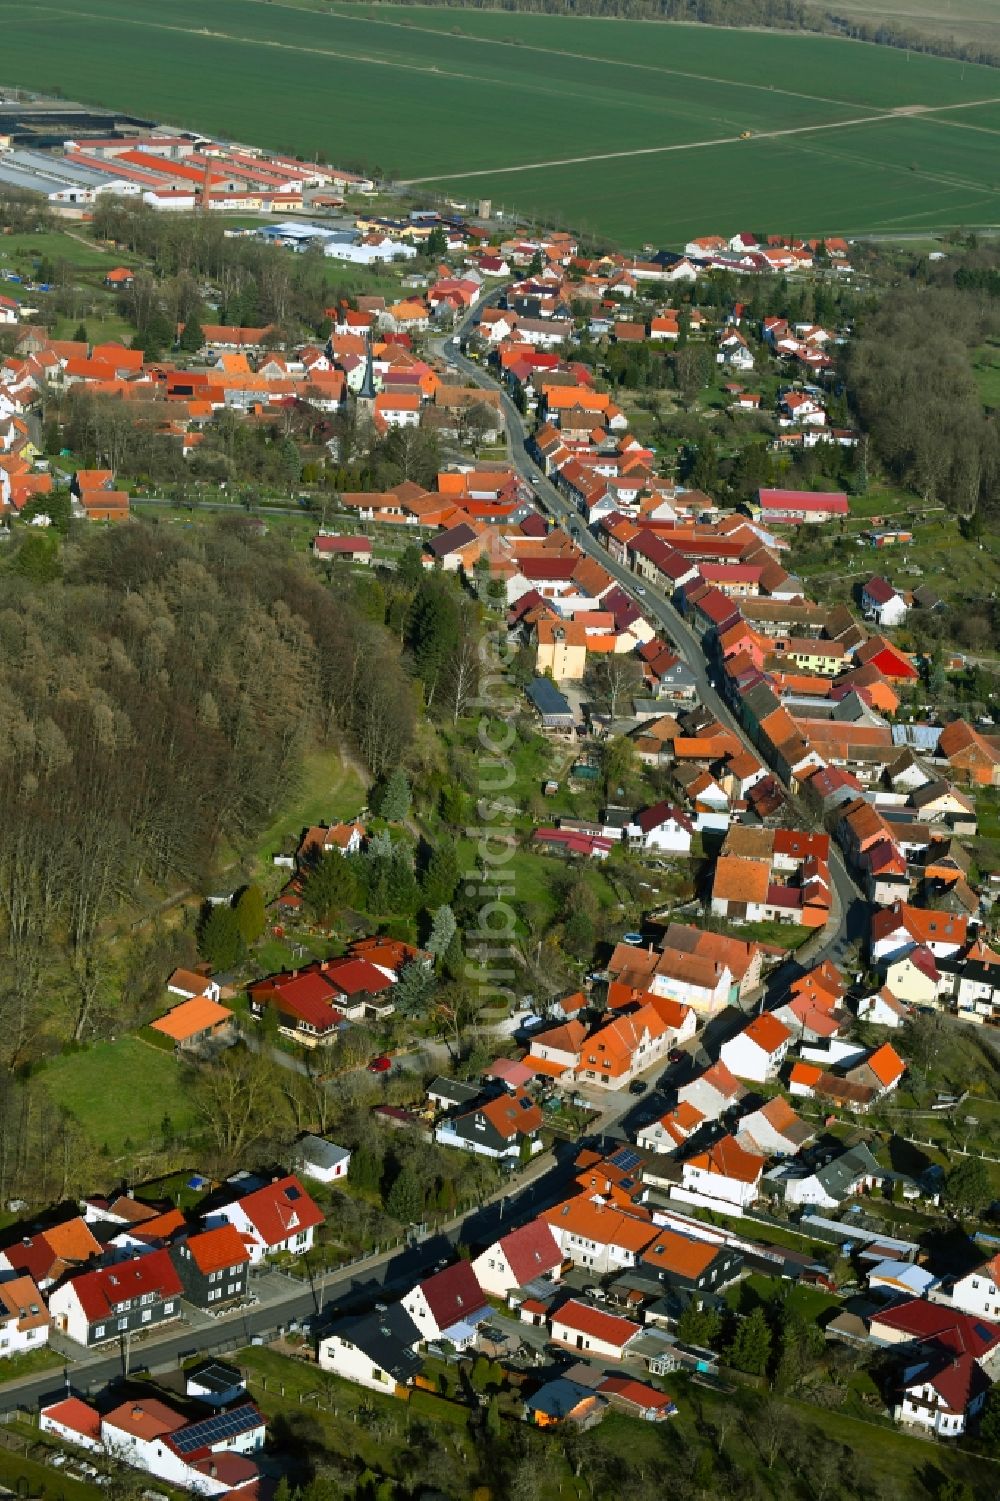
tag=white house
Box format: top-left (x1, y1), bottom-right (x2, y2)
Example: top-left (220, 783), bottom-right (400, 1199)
top-left (39, 1397), bottom-right (104, 1453)
top-left (861, 577), bottom-right (908, 629)
top-left (676, 1061), bottom-right (746, 1121)
top-left (636, 1100), bottom-right (704, 1155)
top-left (680, 1135), bottom-right (764, 1210)
top-left (870, 907), bottom-right (968, 965)
top-left (167, 968), bottom-right (222, 1002)
top-left (525, 1018), bottom-right (586, 1082)
top-left (719, 1013), bottom-right (791, 1083)
top-left (716, 329), bottom-right (754, 371)
top-left (401, 1262), bottom-right (489, 1346)
top-left (100, 1398), bottom-right (264, 1495)
top-left (549, 1300), bottom-right (641, 1360)
top-left (543, 1199), bottom-right (658, 1275)
top-left (735, 1096), bottom-right (814, 1158)
top-left (884, 948), bottom-right (942, 1009)
top-left (0, 1276), bottom-right (49, 1358)
top-left (471, 1220), bottom-right (563, 1298)
top-left (649, 953), bottom-right (733, 1017)
top-left (294, 1135), bottom-right (351, 1184)
top-left (204, 1174), bottom-right (323, 1264)
top-left (897, 1354), bottom-right (989, 1438)
top-left (950, 1256), bottom-right (1000, 1321)
top-left (776, 1141), bottom-right (883, 1210)
top-left (40, 1394), bottom-right (265, 1494)
top-left (856, 986), bottom-right (909, 1029)
top-left (318, 1306), bottom-right (423, 1393)
top-left (47, 1251), bottom-right (183, 1348)
top-left (627, 803), bottom-right (694, 854)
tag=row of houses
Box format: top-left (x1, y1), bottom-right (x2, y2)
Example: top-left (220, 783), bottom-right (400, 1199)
top-left (0, 1171), bottom-right (324, 1358)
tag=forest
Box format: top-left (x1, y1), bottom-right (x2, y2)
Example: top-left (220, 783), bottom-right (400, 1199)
top-left (0, 520), bottom-right (414, 1063)
top-left (844, 249), bottom-right (1000, 519)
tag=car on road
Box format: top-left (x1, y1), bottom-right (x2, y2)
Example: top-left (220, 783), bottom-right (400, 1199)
top-left (367, 1054), bottom-right (392, 1073)
top-left (635, 585), bottom-right (646, 596)
top-left (628, 1080), bottom-right (648, 1096)
top-left (668, 1048), bottom-right (685, 1064)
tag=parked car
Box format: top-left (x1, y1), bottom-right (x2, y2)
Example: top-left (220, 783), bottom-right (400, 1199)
top-left (367, 1055), bottom-right (392, 1073)
top-left (628, 1080), bottom-right (648, 1096)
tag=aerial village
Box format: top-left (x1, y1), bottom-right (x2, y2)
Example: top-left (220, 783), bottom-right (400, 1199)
top-left (1, 104), bottom-right (1000, 1500)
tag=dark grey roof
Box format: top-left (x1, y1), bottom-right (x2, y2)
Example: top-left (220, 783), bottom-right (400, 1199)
top-left (297, 1135), bottom-right (351, 1173)
top-left (428, 1076), bottom-right (481, 1107)
top-left (527, 677), bottom-right (572, 718)
top-left (526, 1377), bottom-right (599, 1419)
top-left (814, 1142), bottom-right (884, 1200)
top-left (331, 1305), bottom-right (423, 1382)
top-left (186, 1359), bottom-right (244, 1394)
top-left (741, 680), bottom-right (781, 721)
top-left (426, 522), bottom-right (477, 558)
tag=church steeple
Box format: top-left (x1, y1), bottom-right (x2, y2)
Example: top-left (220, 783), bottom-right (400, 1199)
top-left (356, 336), bottom-right (377, 415)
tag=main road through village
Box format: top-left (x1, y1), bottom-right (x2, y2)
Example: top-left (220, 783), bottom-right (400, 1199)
top-left (431, 289), bottom-right (867, 975)
top-left (0, 290), bottom-right (867, 1419)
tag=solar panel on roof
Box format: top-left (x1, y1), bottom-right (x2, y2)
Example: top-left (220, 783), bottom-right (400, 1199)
top-left (171, 1406), bottom-right (259, 1454)
top-left (610, 1147), bottom-right (640, 1172)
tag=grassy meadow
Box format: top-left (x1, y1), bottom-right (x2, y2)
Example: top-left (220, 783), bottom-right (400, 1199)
top-left (0, 2), bottom-right (999, 243)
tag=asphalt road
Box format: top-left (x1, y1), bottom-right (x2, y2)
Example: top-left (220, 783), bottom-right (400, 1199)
top-left (0, 1066), bottom-right (655, 1416)
top-left (434, 296), bottom-right (865, 987)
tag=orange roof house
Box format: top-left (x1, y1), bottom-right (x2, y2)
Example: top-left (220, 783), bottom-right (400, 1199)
top-left (682, 1135), bottom-right (765, 1205)
top-left (150, 996), bottom-right (234, 1047)
top-left (938, 720), bottom-right (1000, 787)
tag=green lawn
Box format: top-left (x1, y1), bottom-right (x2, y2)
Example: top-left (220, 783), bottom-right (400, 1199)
top-left (1, 1), bottom-right (998, 245)
top-left (972, 341), bottom-right (1000, 407)
top-left (248, 747), bottom-right (367, 868)
top-left (39, 1036), bottom-right (200, 1156)
top-left (710, 917), bottom-right (815, 951)
top-left (0, 1444), bottom-right (103, 1501)
top-left (0, 228), bottom-right (117, 272)
top-left (0, 1346), bottom-right (62, 1387)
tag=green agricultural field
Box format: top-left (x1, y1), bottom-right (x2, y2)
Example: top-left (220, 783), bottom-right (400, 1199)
top-left (1, 2), bottom-right (1000, 244)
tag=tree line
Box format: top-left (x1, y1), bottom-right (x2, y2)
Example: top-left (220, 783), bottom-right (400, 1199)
top-left (353, 0), bottom-right (810, 27)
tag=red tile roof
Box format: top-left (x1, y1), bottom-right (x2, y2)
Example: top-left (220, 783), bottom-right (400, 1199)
top-left (186, 1224), bottom-right (251, 1275)
top-left (235, 1175), bottom-right (324, 1246)
top-left (71, 1249), bottom-right (182, 1323)
top-left (418, 1261), bottom-right (487, 1330)
top-left (872, 1299), bottom-right (1000, 1359)
top-left (552, 1298), bottom-right (641, 1348)
top-left (686, 1134), bottom-right (764, 1185)
top-left (742, 1013), bottom-right (791, 1054)
top-left (495, 1220), bottom-right (563, 1284)
top-left (41, 1398), bottom-right (101, 1442)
